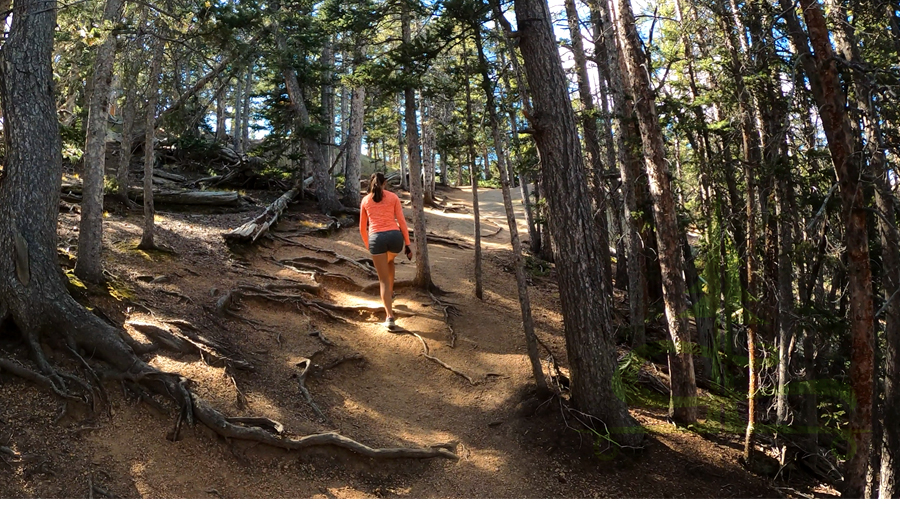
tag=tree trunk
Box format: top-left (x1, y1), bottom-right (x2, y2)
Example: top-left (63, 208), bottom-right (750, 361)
top-left (215, 89), bottom-right (227, 141)
top-left (612, 0), bottom-right (698, 423)
top-left (232, 71), bottom-right (242, 151)
top-left (139, 36), bottom-right (164, 250)
top-left (320, 38), bottom-right (334, 167)
top-left (114, 16), bottom-right (144, 206)
top-left (473, 19), bottom-right (546, 392)
top-left (401, 5), bottom-right (433, 289)
top-left (241, 66), bottom-right (252, 154)
top-left (589, 0), bottom-right (646, 350)
top-left (422, 95), bottom-right (435, 205)
top-left (343, 63), bottom-right (366, 208)
top-left (74, 0), bottom-right (126, 284)
top-left (275, 27), bottom-right (342, 215)
top-left (565, 0), bottom-right (612, 298)
top-left (513, 0), bottom-right (641, 446)
top-left (787, 0), bottom-right (876, 498)
top-left (464, 44), bottom-right (483, 300)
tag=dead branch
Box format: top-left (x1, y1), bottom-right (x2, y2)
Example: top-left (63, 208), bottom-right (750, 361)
top-left (224, 182), bottom-right (301, 243)
top-left (311, 353), bottom-right (365, 375)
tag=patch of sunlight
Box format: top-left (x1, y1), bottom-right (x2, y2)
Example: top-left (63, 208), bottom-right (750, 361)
top-left (65, 269), bottom-right (87, 290)
top-left (130, 462), bottom-right (154, 498)
top-left (466, 449), bottom-right (508, 474)
top-left (107, 280), bottom-right (135, 301)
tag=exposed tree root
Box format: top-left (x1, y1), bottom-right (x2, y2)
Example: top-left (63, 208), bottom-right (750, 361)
top-left (128, 321), bottom-right (254, 371)
top-left (311, 353), bottom-right (365, 376)
top-left (225, 416), bottom-right (285, 435)
top-left (295, 359), bottom-right (328, 421)
top-left (308, 330), bottom-right (339, 349)
top-left (192, 395), bottom-right (457, 459)
top-left (428, 291), bottom-right (461, 348)
top-left (281, 242), bottom-right (377, 277)
top-left (408, 229), bottom-right (474, 250)
top-left (481, 226), bottom-right (503, 238)
top-left (396, 329), bottom-right (477, 386)
top-left (272, 259), bottom-right (363, 290)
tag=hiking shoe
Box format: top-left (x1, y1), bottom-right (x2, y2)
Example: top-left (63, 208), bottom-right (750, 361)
top-left (383, 317), bottom-right (396, 330)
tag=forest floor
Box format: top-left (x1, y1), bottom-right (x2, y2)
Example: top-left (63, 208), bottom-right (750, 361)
top-left (0, 183), bottom-right (839, 499)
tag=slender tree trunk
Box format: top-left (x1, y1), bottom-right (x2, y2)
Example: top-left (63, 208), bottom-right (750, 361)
top-left (114, 19), bottom-right (144, 206)
top-left (401, 4), bottom-right (433, 289)
top-left (138, 36), bottom-right (164, 250)
top-left (565, 0), bottom-right (612, 298)
top-left (343, 50), bottom-right (366, 208)
top-left (612, 0), bottom-right (698, 423)
top-left (513, 0), bottom-right (641, 445)
top-left (320, 38), bottom-right (334, 167)
top-left (232, 72), bottom-right (242, 151)
top-left (490, 0), bottom-right (542, 256)
top-left (215, 89), bottom-right (227, 141)
top-left (463, 44), bottom-right (483, 300)
top-left (422, 96), bottom-right (435, 205)
top-left (241, 66), bottom-right (252, 154)
top-left (589, 0), bottom-right (646, 350)
top-left (275, 27), bottom-right (342, 215)
top-left (827, 0), bottom-right (900, 498)
top-left (74, 0), bottom-right (126, 284)
top-left (472, 18), bottom-right (546, 392)
top-left (785, 0), bottom-right (876, 498)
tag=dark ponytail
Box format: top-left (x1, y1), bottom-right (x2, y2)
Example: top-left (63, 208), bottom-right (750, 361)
top-left (368, 172), bottom-right (386, 203)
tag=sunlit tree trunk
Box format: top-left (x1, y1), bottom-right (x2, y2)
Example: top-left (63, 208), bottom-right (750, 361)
top-left (612, 0), bottom-right (698, 423)
top-left (75, 0), bottom-right (126, 284)
top-left (513, 0), bottom-right (641, 445)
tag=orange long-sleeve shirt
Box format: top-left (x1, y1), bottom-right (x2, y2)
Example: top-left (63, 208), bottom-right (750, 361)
top-left (359, 191), bottom-right (411, 249)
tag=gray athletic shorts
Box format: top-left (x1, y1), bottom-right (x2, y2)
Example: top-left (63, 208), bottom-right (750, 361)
top-left (369, 230), bottom-right (404, 255)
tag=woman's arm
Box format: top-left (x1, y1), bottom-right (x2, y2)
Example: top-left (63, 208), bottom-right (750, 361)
top-left (395, 195), bottom-right (411, 246)
top-left (359, 201), bottom-right (369, 249)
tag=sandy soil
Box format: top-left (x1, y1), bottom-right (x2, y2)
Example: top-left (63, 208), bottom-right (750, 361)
top-left (0, 184), bottom-right (834, 499)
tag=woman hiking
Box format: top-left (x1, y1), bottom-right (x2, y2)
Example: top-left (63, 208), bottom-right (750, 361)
top-left (359, 173), bottom-right (413, 329)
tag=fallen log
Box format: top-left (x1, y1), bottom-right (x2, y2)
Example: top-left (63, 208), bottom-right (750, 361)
top-left (224, 182), bottom-right (301, 243)
top-left (61, 176), bottom-right (243, 207)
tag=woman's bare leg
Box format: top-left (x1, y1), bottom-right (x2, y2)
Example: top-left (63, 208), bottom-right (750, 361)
top-left (371, 252), bottom-right (393, 319)
top-left (386, 251), bottom-right (398, 300)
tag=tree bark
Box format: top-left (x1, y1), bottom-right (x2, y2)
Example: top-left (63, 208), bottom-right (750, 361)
top-left (275, 27), bottom-right (342, 215)
top-left (611, 0), bottom-right (698, 423)
top-left (342, 47), bottom-right (366, 208)
top-left (232, 70), bottom-right (242, 151)
top-left (401, 4), bottom-right (433, 289)
top-left (139, 36), bottom-right (164, 250)
top-left (463, 43), bottom-right (483, 300)
top-left (788, 0), bottom-right (876, 498)
top-left (241, 65), bottom-right (253, 154)
top-left (74, 0), bottom-right (126, 284)
top-left (588, 0), bottom-right (646, 350)
top-left (513, 0), bottom-right (641, 446)
top-left (565, 0), bottom-right (612, 298)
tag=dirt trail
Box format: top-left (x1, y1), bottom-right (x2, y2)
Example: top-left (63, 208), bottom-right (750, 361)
top-left (0, 185), bottom-right (828, 498)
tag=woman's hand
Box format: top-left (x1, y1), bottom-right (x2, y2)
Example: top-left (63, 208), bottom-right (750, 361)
top-left (405, 245), bottom-right (413, 261)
